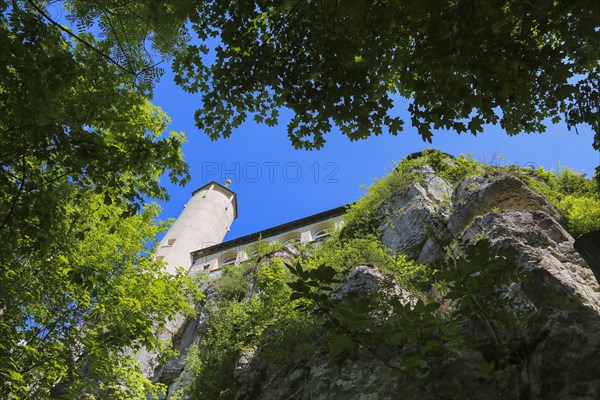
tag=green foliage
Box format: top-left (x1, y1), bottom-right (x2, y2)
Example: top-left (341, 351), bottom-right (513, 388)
top-left (313, 234), bottom-right (395, 271)
top-left (526, 165), bottom-right (596, 199)
top-left (0, 199), bottom-right (201, 398)
top-left (558, 196), bottom-right (600, 237)
top-left (311, 233), bottom-right (431, 292)
top-left (172, 1), bottom-right (600, 150)
top-left (62, 0), bottom-right (190, 89)
top-left (215, 263), bottom-right (254, 302)
top-left (35, 2), bottom-right (600, 156)
top-left (431, 153), bottom-right (600, 236)
top-left (181, 146), bottom-right (600, 398)
top-left (1, 3), bottom-right (189, 203)
top-left (341, 156), bottom-right (425, 238)
top-left (183, 256), bottom-right (316, 400)
top-left (0, 3), bottom-right (194, 397)
top-left (438, 154), bottom-right (485, 184)
top-left (186, 236), bottom-right (528, 399)
top-left (186, 300), bottom-right (255, 400)
top-left (555, 167), bottom-right (596, 196)
top-left (523, 165), bottom-right (600, 236)
top-left (437, 240), bottom-right (533, 344)
top-left (247, 237), bottom-right (285, 260)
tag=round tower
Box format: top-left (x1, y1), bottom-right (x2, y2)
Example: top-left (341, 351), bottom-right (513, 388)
top-left (157, 181), bottom-right (237, 274)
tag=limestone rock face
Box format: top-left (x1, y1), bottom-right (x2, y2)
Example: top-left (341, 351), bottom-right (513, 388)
top-left (380, 165), bottom-right (452, 264)
top-left (462, 210), bottom-right (600, 313)
top-left (334, 265), bottom-right (384, 298)
top-left (378, 167), bottom-right (598, 312)
top-left (154, 161), bottom-right (600, 399)
top-left (448, 175), bottom-right (563, 236)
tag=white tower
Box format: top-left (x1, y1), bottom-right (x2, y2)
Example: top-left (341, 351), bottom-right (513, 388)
top-left (156, 181), bottom-right (237, 274)
top-left (134, 182), bottom-right (237, 381)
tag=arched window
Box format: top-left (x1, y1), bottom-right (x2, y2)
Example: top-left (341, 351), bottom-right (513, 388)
top-left (279, 232), bottom-right (302, 246)
top-left (283, 236), bottom-right (301, 245)
top-left (221, 254), bottom-right (237, 267)
top-left (312, 229), bottom-right (330, 241)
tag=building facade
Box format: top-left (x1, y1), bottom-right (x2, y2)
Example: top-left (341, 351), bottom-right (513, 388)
top-left (157, 181), bottom-right (346, 277)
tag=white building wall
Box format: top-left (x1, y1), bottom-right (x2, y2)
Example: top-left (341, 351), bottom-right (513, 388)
top-left (157, 183), bottom-right (236, 274)
top-left (189, 216), bottom-right (344, 276)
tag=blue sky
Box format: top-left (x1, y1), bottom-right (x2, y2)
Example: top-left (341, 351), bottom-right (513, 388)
top-left (152, 70), bottom-right (599, 241)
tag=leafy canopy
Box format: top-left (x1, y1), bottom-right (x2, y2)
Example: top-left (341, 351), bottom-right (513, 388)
top-left (170, 1), bottom-right (600, 150)
top-left (0, 1), bottom-right (195, 397)
top-left (0, 195), bottom-right (201, 398)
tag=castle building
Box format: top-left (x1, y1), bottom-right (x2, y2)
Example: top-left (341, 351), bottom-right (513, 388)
top-left (156, 181), bottom-right (346, 276)
top-left (137, 180), bottom-right (347, 381)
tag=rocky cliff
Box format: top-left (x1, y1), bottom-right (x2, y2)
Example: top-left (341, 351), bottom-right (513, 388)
top-left (152, 151), bottom-right (600, 400)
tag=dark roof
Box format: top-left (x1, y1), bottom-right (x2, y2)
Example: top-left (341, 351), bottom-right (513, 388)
top-left (191, 204), bottom-right (349, 260)
top-left (192, 181), bottom-right (238, 219)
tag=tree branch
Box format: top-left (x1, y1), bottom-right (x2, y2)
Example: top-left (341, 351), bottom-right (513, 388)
top-left (0, 155), bottom-right (26, 231)
top-left (94, 0), bottom-right (136, 74)
top-left (25, 0), bottom-right (137, 76)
